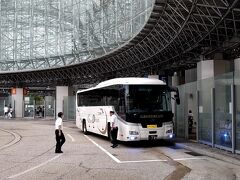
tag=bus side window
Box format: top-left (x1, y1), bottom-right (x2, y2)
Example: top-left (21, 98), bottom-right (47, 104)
top-left (118, 98), bottom-right (125, 113)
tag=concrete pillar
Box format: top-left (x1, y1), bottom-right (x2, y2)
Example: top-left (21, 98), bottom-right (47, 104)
top-left (11, 88), bottom-right (23, 118)
top-left (56, 86), bottom-right (68, 116)
top-left (234, 58), bottom-right (240, 114)
top-left (185, 68), bottom-right (197, 83)
top-left (197, 60), bottom-right (214, 80)
top-left (197, 59), bottom-right (231, 81)
top-left (197, 59), bottom-right (231, 112)
top-left (172, 72), bottom-right (180, 86)
top-left (234, 58), bottom-right (240, 71)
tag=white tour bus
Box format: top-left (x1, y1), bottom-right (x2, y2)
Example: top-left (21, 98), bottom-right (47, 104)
top-left (76, 77), bottom-right (180, 141)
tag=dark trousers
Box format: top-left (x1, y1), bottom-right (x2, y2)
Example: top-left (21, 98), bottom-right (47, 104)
top-left (55, 130), bottom-right (65, 152)
top-left (110, 127), bottom-right (118, 145)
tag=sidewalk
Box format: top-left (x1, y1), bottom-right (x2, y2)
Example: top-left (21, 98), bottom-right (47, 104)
top-left (175, 139), bottom-right (240, 166)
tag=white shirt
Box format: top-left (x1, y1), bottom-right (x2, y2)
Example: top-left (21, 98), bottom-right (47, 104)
top-left (110, 114), bottom-right (118, 128)
top-left (55, 117), bottom-right (63, 130)
top-left (4, 106), bottom-right (8, 113)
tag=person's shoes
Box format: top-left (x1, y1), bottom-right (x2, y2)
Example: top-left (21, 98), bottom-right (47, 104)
top-left (112, 144), bottom-right (118, 148)
top-left (55, 151), bottom-right (63, 153)
top-left (111, 145), bottom-right (114, 148)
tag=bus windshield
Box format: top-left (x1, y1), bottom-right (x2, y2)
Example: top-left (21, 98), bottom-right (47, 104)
top-left (126, 85), bottom-right (171, 113)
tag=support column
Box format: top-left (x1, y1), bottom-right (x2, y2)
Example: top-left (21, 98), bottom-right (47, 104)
top-left (172, 72), bottom-right (180, 86)
top-left (11, 88), bottom-right (23, 118)
top-left (197, 59), bottom-right (231, 81)
top-left (185, 68), bottom-right (197, 83)
top-left (56, 86), bottom-right (68, 116)
top-left (234, 57), bottom-right (240, 71)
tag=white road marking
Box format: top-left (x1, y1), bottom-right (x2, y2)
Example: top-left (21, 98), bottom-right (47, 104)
top-left (120, 159), bottom-right (167, 163)
top-left (84, 135), bottom-right (121, 163)
top-left (67, 134), bottom-right (75, 142)
top-left (8, 154), bottom-right (62, 179)
top-left (84, 135), bottom-right (204, 164)
top-left (173, 157), bottom-right (204, 161)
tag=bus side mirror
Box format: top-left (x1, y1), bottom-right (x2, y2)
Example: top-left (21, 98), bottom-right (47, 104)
top-left (175, 95), bottom-right (180, 105)
top-left (169, 86), bottom-right (180, 105)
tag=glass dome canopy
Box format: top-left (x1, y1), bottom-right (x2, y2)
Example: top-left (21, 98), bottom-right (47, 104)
top-left (0, 0), bottom-right (154, 71)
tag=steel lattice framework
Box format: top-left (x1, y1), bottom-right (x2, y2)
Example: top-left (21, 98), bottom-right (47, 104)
top-left (0, 0), bottom-right (153, 71)
top-left (0, 0), bottom-right (240, 87)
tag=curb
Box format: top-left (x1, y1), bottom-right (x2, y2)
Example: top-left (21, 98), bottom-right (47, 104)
top-left (176, 142), bottom-right (240, 166)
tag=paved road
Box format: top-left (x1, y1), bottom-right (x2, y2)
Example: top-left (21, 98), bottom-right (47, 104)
top-left (0, 118), bottom-right (239, 180)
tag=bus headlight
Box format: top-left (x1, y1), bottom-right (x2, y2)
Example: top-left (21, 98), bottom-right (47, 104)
top-left (130, 136), bottom-right (137, 140)
top-left (129, 131), bottom-right (139, 135)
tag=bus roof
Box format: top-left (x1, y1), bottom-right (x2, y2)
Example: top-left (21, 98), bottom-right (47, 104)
top-left (77, 77), bottom-right (166, 93)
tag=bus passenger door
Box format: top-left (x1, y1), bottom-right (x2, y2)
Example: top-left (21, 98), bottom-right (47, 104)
top-left (96, 107), bottom-right (108, 136)
top-left (76, 107), bottom-right (81, 129)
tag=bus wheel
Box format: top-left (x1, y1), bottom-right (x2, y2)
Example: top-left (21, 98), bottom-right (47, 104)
top-left (82, 120), bottom-right (88, 134)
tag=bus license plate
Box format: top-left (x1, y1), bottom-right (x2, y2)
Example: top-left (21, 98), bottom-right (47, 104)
top-left (147, 125), bottom-right (157, 128)
top-left (149, 135), bottom-right (157, 140)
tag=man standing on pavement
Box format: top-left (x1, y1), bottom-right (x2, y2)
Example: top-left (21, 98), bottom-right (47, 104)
top-left (4, 105), bottom-right (8, 118)
top-left (55, 112), bottom-right (65, 153)
top-left (110, 110), bottom-right (118, 148)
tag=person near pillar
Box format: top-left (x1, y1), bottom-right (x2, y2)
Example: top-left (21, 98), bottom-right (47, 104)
top-left (4, 105), bottom-right (8, 118)
top-left (55, 112), bottom-right (65, 153)
top-left (8, 105), bottom-right (13, 118)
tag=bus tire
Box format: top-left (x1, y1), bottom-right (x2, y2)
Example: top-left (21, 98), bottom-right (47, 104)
top-left (82, 120), bottom-right (88, 134)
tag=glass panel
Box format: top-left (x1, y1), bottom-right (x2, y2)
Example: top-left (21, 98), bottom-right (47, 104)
top-left (235, 70), bottom-right (240, 151)
top-left (176, 81), bottom-right (197, 139)
top-left (24, 96), bottom-right (35, 118)
top-left (198, 77), bottom-right (214, 143)
top-left (45, 96), bottom-right (55, 118)
top-left (214, 72), bottom-right (233, 148)
top-left (63, 97), bottom-right (68, 120)
top-left (63, 96), bottom-right (76, 120)
top-left (0, 97), bottom-right (4, 117)
top-left (185, 81), bottom-right (198, 139)
top-left (0, 96), bottom-right (12, 117)
top-left (0, 0), bottom-right (154, 71)
top-left (176, 85), bottom-right (186, 138)
top-left (35, 96), bottom-right (44, 118)
top-left (68, 96), bottom-right (76, 120)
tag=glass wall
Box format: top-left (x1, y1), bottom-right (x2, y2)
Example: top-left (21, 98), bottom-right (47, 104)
top-left (176, 85), bottom-right (186, 138)
top-left (0, 96), bottom-right (12, 117)
top-left (63, 96), bottom-right (76, 120)
top-left (214, 73), bottom-right (233, 148)
top-left (24, 96), bottom-right (35, 118)
top-left (175, 70), bottom-right (240, 153)
top-left (176, 81), bottom-right (197, 139)
top-left (45, 96), bottom-right (55, 119)
top-left (198, 77), bottom-right (214, 143)
top-left (235, 71), bottom-right (240, 152)
top-left (185, 82), bottom-right (198, 139)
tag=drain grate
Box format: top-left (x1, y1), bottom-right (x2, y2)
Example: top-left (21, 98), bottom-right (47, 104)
top-left (185, 151), bottom-right (203, 156)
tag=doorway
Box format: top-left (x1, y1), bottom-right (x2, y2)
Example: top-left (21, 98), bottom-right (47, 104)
top-left (186, 92), bottom-right (197, 140)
